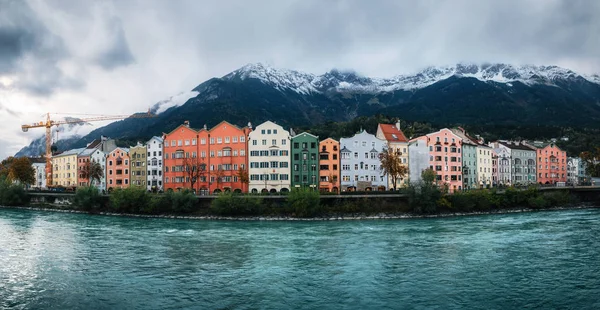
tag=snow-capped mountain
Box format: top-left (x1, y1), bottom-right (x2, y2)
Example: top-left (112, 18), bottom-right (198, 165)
top-left (223, 62), bottom-right (599, 94)
top-left (15, 62), bottom-right (600, 157)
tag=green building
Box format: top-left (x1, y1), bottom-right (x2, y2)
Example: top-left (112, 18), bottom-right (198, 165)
top-left (291, 132), bottom-right (319, 189)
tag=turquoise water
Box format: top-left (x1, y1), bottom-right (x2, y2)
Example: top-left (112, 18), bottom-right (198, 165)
top-left (1, 208), bottom-right (599, 309)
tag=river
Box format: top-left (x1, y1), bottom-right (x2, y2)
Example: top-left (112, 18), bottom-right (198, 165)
top-left (1, 208), bottom-right (599, 309)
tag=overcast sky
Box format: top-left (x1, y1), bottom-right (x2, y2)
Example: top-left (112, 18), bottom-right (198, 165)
top-left (1, 0), bottom-right (599, 158)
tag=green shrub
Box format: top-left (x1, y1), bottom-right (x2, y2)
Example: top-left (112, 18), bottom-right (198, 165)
top-left (527, 196), bottom-right (548, 209)
top-left (171, 190), bottom-right (198, 213)
top-left (0, 177), bottom-right (29, 206)
top-left (407, 183), bottom-right (441, 214)
top-left (72, 186), bottom-right (103, 211)
top-left (210, 192), bottom-right (264, 216)
top-left (145, 192), bottom-right (173, 214)
top-left (286, 188), bottom-right (321, 217)
top-left (109, 187), bottom-right (151, 213)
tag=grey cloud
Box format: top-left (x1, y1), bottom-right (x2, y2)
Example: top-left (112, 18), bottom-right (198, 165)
top-left (0, 0), bottom-right (71, 95)
top-left (95, 17), bottom-right (135, 70)
top-left (131, 0), bottom-right (599, 75)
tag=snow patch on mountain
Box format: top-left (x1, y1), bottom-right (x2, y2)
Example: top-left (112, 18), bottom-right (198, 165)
top-left (151, 91), bottom-right (200, 114)
top-left (223, 62), bottom-right (600, 95)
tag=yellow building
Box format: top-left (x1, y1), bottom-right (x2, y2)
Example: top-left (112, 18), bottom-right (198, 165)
top-left (129, 143), bottom-right (147, 189)
top-left (51, 148), bottom-right (85, 187)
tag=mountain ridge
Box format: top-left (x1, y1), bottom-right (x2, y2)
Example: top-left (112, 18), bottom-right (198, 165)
top-left (15, 62), bottom-right (600, 157)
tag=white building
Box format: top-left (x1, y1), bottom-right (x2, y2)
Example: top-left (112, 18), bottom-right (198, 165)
top-left (567, 157), bottom-right (581, 186)
top-left (90, 149), bottom-right (107, 193)
top-left (477, 144), bottom-right (494, 188)
top-left (248, 121), bottom-right (291, 193)
top-left (490, 142), bottom-right (512, 186)
top-left (408, 137), bottom-right (429, 185)
top-left (340, 130), bottom-right (388, 191)
top-left (32, 162), bottom-right (46, 189)
top-left (146, 136), bottom-right (164, 192)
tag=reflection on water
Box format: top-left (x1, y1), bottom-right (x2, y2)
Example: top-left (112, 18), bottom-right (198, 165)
top-left (1, 208), bottom-right (600, 309)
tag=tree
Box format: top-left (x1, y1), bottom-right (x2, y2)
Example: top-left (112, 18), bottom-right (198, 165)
top-left (580, 148), bottom-right (600, 177)
top-left (183, 156), bottom-right (207, 192)
top-left (88, 161), bottom-right (104, 187)
top-left (237, 167), bottom-right (249, 192)
top-left (378, 147), bottom-right (408, 190)
top-left (7, 157), bottom-right (35, 186)
top-left (215, 167), bottom-right (225, 191)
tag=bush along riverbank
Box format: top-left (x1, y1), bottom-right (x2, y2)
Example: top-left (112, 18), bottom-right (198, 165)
top-left (2, 183), bottom-right (599, 220)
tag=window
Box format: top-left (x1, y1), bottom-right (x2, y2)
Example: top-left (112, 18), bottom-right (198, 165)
top-left (217, 137), bottom-right (222, 144)
top-left (225, 137), bottom-right (230, 143)
top-left (282, 139), bottom-right (286, 145)
top-left (262, 140), bottom-right (267, 145)
top-left (241, 136), bottom-right (245, 143)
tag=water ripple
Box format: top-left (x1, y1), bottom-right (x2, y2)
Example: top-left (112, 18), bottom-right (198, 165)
top-left (1, 209), bottom-right (599, 309)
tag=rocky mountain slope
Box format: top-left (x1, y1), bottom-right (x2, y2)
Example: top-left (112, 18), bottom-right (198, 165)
top-left (16, 63), bottom-right (600, 156)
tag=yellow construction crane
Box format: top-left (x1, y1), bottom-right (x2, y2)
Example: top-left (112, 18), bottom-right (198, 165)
top-left (21, 111), bottom-right (154, 187)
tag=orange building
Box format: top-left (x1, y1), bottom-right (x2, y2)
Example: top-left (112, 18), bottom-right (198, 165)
top-left (106, 147), bottom-right (130, 190)
top-left (318, 138), bottom-right (340, 193)
top-left (163, 121), bottom-right (207, 193)
top-left (535, 143), bottom-right (567, 184)
top-left (208, 121), bottom-right (251, 193)
top-left (424, 128), bottom-right (464, 192)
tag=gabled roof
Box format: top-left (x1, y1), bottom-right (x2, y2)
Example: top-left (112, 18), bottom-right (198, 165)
top-left (110, 147), bottom-right (130, 155)
top-left (78, 148), bottom-right (96, 157)
top-left (320, 137), bottom-right (339, 143)
top-left (499, 141), bottom-right (536, 151)
top-left (53, 147), bottom-right (86, 157)
top-left (148, 136), bottom-right (164, 143)
top-left (209, 120), bottom-right (250, 132)
top-left (340, 146), bottom-right (351, 153)
top-left (378, 124), bottom-right (408, 143)
top-left (292, 131), bottom-right (319, 139)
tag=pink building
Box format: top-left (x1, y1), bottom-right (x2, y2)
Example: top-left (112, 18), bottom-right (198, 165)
top-left (424, 128), bottom-right (464, 192)
top-left (535, 143), bottom-right (567, 184)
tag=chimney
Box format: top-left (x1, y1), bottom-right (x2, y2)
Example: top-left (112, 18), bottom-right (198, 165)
top-left (203, 124), bottom-right (207, 130)
top-left (184, 120), bottom-right (190, 127)
top-left (248, 122), bottom-right (252, 129)
top-left (395, 119), bottom-right (401, 130)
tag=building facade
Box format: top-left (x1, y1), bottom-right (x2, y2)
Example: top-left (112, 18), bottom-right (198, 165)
top-left (146, 136), bottom-right (164, 192)
top-left (248, 121), bottom-right (291, 193)
top-left (130, 143), bottom-right (147, 189)
top-left (106, 147), bottom-right (130, 190)
top-left (291, 132), bottom-right (319, 189)
top-left (567, 157), bottom-right (580, 185)
top-left (451, 128), bottom-right (478, 190)
top-left (424, 129), bottom-right (463, 192)
top-left (163, 122), bottom-right (209, 193)
top-left (32, 162), bottom-right (46, 189)
top-left (376, 121), bottom-right (409, 189)
top-left (340, 130), bottom-right (387, 191)
top-left (208, 121), bottom-right (251, 193)
top-left (535, 143), bottom-right (567, 184)
top-left (477, 144), bottom-right (494, 188)
top-left (318, 138), bottom-right (340, 193)
top-left (490, 142), bottom-right (512, 186)
top-left (51, 148), bottom-right (84, 187)
top-left (502, 142), bottom-right (537, 185)
top-left (77, 148), bottom-right (95, 187)
top-left (90, 149), bottom-right (107, 192)
top-left (408, 137), bottom-right (429, 184)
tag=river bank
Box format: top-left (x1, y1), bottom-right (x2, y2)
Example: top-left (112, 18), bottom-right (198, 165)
top-left (2, 202), bottom-right (598, 221)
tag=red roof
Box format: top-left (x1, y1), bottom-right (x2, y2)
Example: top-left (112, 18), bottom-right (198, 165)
top-left (378, 124), bottom-right (408, 142)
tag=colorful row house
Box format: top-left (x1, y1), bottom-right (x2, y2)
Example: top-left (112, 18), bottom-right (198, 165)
top-left (146, 136), bottom-right (164, 192)
top-left (376, 121), bottom-right (409, 189)
top-left (534, 143), bottom-right (567, 184)
top-left (106, 147), bottom-right (130, 190)
top-left (423, 129), bottom-right (463, 192)
top-left (319, 138), bottom-right (340, 193)
top-left (163, 121), bottom-right (251, 194)
top-left (291, 132), bottom-right (320, 189)
top-left (248, 121), bottom-right (290, 193)
top-left (340, 130), bottom-right (388, 191)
